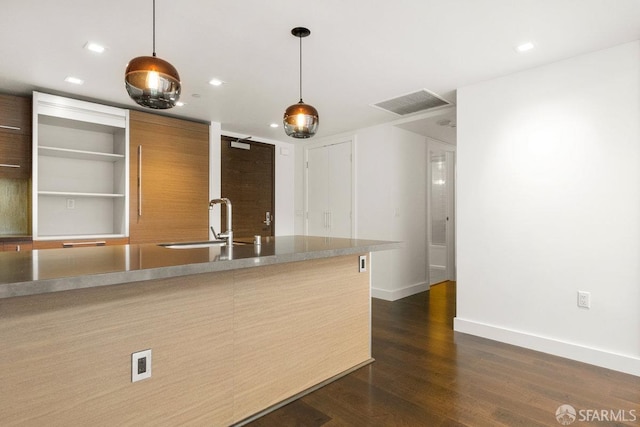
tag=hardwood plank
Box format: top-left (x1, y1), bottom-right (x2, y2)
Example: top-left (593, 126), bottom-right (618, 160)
top-left (249, 282), bottom-right (640, 426)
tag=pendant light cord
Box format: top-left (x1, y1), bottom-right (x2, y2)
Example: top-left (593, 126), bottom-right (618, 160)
top-left (152, 0), bottom-right (156, 57)
top-left (299, 35), bottom-right (303, 103)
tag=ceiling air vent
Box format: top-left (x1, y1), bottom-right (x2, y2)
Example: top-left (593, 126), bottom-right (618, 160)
top-left (373, 89), bottom-right (451, 116)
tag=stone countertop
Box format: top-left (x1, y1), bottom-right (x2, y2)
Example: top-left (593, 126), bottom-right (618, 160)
top-left (0, 235), bottom-right (400, 299)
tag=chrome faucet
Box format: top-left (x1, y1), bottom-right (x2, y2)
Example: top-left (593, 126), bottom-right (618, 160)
top-left (209, 198), bottom-right (233, 245)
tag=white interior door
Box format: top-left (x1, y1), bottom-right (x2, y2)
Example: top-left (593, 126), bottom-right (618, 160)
top-left (306, 146), bottom-right (329, 236)
top-left (428, 140), bottom-right (456, 284)
top-left (305, 141), bottom-right (353, 238)
top-left (327, 142), bottom-right (352, 238)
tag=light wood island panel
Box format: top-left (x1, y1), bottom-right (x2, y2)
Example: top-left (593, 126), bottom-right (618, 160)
top-left (0, 254), bottom-right (370, 426)
top-left (233, 255), bottom-right (370, 422)
top-left (0, 272), bottom-right (235, 426)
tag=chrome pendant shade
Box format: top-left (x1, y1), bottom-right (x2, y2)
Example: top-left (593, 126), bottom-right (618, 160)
top-left (125, 0), bottom-right (181, 109)
top-left (283, 27), bottom-right (319, 139)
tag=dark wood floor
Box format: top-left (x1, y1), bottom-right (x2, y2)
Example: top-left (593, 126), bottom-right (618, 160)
top-left (248, 282), bottom-right (639, 426)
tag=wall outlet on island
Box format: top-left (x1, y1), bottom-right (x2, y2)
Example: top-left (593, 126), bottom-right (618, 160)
top-left (359, 255), bottom-right (367, 273)
top-left (132, 349), bottom-right (152, 382)
top-left (66, 198), bottom-right (75, 209)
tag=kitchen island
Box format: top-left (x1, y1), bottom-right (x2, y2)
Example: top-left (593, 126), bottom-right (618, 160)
top-left (0, 235), bottom-right (398, 426)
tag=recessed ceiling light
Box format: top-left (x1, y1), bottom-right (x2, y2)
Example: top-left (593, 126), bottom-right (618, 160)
top-left (209, 78), bottom-right (224, 86)
top-left (85, 42), bottom-right (105, 53)
top-left (516, 42), bottom-right (535, 53)
top-left (270, 123), bottom-right (279, 128)
top-left (64, 76), bottom-right (84, 85)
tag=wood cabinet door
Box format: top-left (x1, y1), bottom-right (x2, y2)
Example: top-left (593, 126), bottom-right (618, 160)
top-left (0, 95), bottom-right (31, 179)
top-left (129, 111), bottom-right (209, 244)
top-left (1, 241), bottom-right (33, 252)
top-left (32, 238), bottom-right (128, 250)
top-left (221, 136), bottom-right (275, 239)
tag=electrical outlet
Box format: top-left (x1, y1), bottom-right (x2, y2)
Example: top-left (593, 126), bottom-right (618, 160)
top-left (66, 198), bottom-right (75, 209)
top-left (358, 255), bottom-right (367, 273)
top-left (577, 291), bottom-right (591, 309)
top-left (131, 349), bottom-right (152, 382)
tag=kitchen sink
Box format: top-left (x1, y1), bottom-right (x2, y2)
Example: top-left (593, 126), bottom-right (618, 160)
top-left (158, 240), bottom-right (249, 249)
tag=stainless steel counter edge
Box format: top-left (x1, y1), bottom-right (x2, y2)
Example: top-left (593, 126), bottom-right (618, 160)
top-left (0, 236), bottom-right (401, 299)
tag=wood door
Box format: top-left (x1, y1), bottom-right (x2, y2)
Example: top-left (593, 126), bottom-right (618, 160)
top-left (221, 136), bottom-right (275, 239)
top-left (129, 111), bottom-right (209, 244)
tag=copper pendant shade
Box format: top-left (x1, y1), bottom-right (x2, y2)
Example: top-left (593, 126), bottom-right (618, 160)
top-left (284, 101), bottom-right (319, 139)
top-left (125, 0), bottom-right (181, 109)
top-left (283, 27), bottom-right (319, 139)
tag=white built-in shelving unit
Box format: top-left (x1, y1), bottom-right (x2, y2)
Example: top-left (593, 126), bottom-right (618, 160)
top-left (32, 92), bottom-right (129, 241)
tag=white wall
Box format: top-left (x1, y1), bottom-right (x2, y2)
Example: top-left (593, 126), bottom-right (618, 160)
top-left (353, 124), bottom-right (428, 300)
top-left (454, 41), bottom-right (640, 376)
top-left (300, 124), bottom-right (428, 300)
top-left (210, 128), bottom-right (296, 237)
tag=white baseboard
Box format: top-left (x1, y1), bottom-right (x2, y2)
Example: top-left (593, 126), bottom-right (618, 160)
top-left (371, 281), bottom-right (430, 301)
top-left (454, 318), bottom-right (640, 377)
top-left (429, 265), bottom-right (446, 285)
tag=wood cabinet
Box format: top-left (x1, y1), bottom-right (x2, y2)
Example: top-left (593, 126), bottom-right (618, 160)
top-left (1, 240), bottom-right (33, 252)
top-left (129, 111), bottom-right (209, 244)
top-left (0, 251), bottom-right (370, 425)
top-left (32, 237), bottom-right (128, 250)
top-left (0, 94), bottom-right (31, 179)
top-left (32, 92), bottom-right (129, 242)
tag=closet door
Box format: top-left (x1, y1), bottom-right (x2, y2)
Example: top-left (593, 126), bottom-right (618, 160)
top-left (305, 141), bottom-right (352, 238)
top-left (306, 145), bottom-right (329, 237)
top-left (327, 142), bottom-right (352, 238)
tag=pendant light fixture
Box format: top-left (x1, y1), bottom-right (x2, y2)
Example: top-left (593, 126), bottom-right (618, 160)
top-left (125, 0), bottom-right (181, 109)
top-left (283, 27), bottom-right (319, 139)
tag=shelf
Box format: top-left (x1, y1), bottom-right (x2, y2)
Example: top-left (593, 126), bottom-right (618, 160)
top-left (33, 92), bottom-right (130, 241)
top-left (39, 191), bottom-right (125, 198)
top-left (39, 146), bottom-right (124, 162)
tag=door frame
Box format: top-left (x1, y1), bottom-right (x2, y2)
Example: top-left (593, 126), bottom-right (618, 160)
top-left (303, 136), bottom-right (356, 238)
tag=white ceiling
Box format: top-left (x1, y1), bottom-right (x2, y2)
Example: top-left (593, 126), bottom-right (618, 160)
top-left (1, 0), bottom-right (638, 143)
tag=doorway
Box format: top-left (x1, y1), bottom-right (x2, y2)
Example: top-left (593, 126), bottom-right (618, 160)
top-left (221, 136), bottom-right (275, 239)
top-left (428, 140), bottom-right (456, 284)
